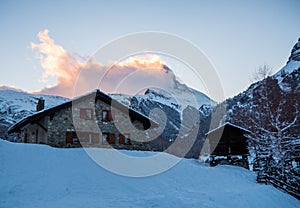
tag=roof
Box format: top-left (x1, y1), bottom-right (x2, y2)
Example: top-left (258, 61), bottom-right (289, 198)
top-left (8, 89), bottom-right (158, 133)
top-left (205, 122), bottom-right (251, 136)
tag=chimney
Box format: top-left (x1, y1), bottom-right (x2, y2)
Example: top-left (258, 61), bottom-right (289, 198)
top-left (36, 97), bottom-right (45, 111)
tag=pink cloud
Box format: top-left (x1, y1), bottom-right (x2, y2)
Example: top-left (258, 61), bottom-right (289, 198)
top-left (30, 29), bottom-right (176, 98)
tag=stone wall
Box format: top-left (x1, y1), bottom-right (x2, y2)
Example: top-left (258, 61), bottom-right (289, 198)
top-left (19, 117), bottom-right (48, 144)
top-left (44, 96), bottom-right (152, 150)
top-left (47, 106), bottom-right (73, 147)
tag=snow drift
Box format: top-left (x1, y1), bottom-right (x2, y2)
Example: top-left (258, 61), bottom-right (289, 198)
top-left (0, 139), bottom-right (299, 208)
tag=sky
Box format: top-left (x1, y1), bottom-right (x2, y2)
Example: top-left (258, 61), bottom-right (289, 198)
top-left (0, 0), bottom-right (299, 101)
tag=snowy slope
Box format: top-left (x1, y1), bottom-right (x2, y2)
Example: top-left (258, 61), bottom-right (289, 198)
top-left (0, 89), bottom-right (69, 140)
top-left (276, 37), bottom-right (300, 76)
top-left (110, 93), bottom-right (132, 107)
top-left (0, 89), bottom-right (69, 125)
top-left (0, 139), bottom-right (299, 208)
top-left (217, 38), bottom-right (300, 194)
top-left (112, 79), bottom-right (215, 150)
top-left (111, 64), bottom-right (216, 116)
top-left (225, 37), bottom-right (300, 124)
top-left (131, 79), bottom-right (215, 113)
top-left (274, 37), bottom-right (300, 89)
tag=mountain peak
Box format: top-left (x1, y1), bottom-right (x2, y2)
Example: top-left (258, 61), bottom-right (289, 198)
top-left (288, 37), bottom-right (300, 63)
top-left (274, 37), bottom-right (300, 77)
top-left (0, 85), bottom-right (25, 93)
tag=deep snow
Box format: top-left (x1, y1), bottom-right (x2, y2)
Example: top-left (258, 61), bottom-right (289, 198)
top-left (0, 140), bottom-right (299, 208)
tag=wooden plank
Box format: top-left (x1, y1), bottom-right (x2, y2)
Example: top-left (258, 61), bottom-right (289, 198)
top-left (36, 121), bottom-right (47, 132)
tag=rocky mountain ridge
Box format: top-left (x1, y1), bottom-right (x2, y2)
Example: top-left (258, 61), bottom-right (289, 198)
top-left (217, 37), bottom-right (300, 189)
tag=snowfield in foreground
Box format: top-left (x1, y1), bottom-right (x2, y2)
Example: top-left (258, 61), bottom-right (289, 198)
top-left (0, 140), bottom-right (299, 208)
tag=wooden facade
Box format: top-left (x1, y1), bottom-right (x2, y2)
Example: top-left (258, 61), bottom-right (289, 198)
top-left (206, 122), bottom-right (250, 168)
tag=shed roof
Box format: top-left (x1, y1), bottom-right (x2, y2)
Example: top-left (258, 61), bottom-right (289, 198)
top-left (8, 89), bottom-right (158, 133)
top-left (205, 122), bottom-right (251, 136)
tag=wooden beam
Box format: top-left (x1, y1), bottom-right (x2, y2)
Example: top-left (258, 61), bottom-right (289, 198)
top-left (36, 122), bottom-right (47, 132)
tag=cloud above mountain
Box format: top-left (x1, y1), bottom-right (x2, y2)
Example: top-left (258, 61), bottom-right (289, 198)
top-left (30, 29), bottom-right (176, 98)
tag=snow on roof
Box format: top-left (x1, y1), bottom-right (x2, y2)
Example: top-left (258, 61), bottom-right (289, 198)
top-left (8, 99), bottom-right (72, 133)
top-left (205, 122), bottom-right (251, 136)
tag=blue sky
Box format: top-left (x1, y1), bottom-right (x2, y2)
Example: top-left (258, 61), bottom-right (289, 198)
top-left (0, 0), bottom-right (299, 100)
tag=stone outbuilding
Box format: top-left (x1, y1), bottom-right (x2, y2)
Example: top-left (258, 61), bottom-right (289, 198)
top-left (8, 89), bottom-right (158, 149)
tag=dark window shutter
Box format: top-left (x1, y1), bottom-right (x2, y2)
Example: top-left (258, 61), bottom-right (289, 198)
top-left (108, 133), bottom-right (115, 144)
top-left (119, 134), bottom-right (125, 144)
top-left (66, 132), bottom-right (73, 144)
top-left (108, 111), bottom-right (113, 121)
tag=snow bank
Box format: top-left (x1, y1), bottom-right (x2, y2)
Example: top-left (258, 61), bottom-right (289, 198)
top-left (0, 139), bottom-right (299, 208)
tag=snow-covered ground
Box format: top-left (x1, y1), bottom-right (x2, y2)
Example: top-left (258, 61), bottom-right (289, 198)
top-left (0, 139), bottom-right (299, 208)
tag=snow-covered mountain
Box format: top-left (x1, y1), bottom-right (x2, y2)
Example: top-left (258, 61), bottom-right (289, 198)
top-left (111, 75), bottom-right (216, 157)
top-left (112, 83), bottom-right (214, 144)
top-left (1, 72), bottom-right (215, 151)
top-left (224, 37), bottom-right (300, 123)
top-left (0, 85), bottom-right (25, 92)
top-left (111, 66), bottom-right (216, 116)
top-left (132, 80), bottom-right (215, 112)
top-left (216, 37), bottom-right (300, 191)
top-left (0, 89), bottom-right (69, 139)
top-left (273, 37), bottom-right (300, 92)
top-left (275, 37), bottom-right (300, 76)
top-left (112, 78), bottom-right (215, 157)
top-left (129, 87), bottom-right (212, 141)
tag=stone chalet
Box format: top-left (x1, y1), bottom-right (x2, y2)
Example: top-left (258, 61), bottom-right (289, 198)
top-left (8, 89), bottom-right (158, 149)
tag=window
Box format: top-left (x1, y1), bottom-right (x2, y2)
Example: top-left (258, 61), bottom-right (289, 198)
top-left (66, 132), bottom-right (79, 144)
top-left (119, 134), bottom-right (131, 145)
top-left (80, 108), bottom-right (93, 120)
top-left (102, 133), bottom-right (108, 143)
top-left (102, 133), bottom-right (115, 144)
top-left (75, 132), bottom-right (100, 145)
top-left (77, 132), bottom-right (91, 144)
top-left (102, 110), bottom-right (113, 122)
